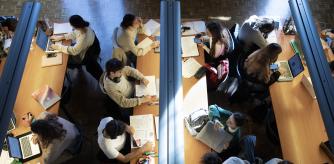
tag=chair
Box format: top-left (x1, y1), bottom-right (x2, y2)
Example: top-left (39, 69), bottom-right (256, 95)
top-left (265, 108), bottom-right (280, 145)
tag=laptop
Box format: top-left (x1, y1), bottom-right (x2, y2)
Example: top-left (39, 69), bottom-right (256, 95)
top-left (195, 121), bottom-right (233, 153)
top-left (276, 53), bottom-right (304, 82)
top-left (6, 132), bottom-right (42, 162)
top-left (36, 28), bottom-right (60, 54)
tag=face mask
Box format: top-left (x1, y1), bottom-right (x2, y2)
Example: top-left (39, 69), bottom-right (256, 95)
top-left (111, 76), bottom-right (122, 83)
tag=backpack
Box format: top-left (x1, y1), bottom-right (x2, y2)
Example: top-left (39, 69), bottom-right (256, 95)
top-left (184, 108), bottom-right (209, 136)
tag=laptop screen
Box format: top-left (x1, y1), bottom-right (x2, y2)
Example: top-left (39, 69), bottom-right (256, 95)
top-left (6, 136), bottom-right (22, 159)
top-left (288, 53), bottom-right (304, 77)
top-left (36, 28), bottom-right (48, 50)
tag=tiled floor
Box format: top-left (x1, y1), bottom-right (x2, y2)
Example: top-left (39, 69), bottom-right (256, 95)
top-left (1, 0), bottom-right (334, 163)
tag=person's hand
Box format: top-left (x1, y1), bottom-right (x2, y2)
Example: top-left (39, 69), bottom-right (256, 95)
top-left (141, 78), bottom-right (150, 86)
top-left (151, 41), bottom-right (160, 49)
top-left (141, 96), bottom-right (153, 104)
top-left (214, 120), bottom-right (223, 131)
top-left (50, 35), bottom-right (64, 41)
top-left (328, 32), bottom-right (334, 39)
top-left (50, 44), bottom-right (61, 50)
top-left (141, 141), bottom-right (154, 153)
top-left (127, 126), bottom-right (135, 135)
top-left (197, 43), bottom-right (204, 47)
top-left (137, 17), bottom-right (143, 24)
top-left (223, 142), bottom-right (230, 150)
top-left (31, 134), bottom-right (38, 144)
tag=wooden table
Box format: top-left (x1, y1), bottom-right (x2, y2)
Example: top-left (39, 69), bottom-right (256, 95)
top-left (130, 32), bottom-right (211, 163)
top-left (9, 40), bottom-right (69, 164)
top-left (269, 31), bottom-right (333, 163)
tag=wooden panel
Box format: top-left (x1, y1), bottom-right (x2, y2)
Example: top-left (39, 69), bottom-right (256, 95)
top-left (269, 31), bottom-right (332, 163)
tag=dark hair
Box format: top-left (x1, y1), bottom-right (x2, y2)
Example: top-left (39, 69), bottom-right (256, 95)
top-left (329, 61), bottom-right (334, 72)
top-left (105, 58), bottom-right (124, 76)
top-left (206, 21), bottom-right (228, 57)
top-left (200, 152), bottom-right (222, 164)
top-left (233, 112), bottom-right (246, 127)
top-left (2, 18), bottom-right (18, 32)
top-left (258, 18), bottom-right (275, 34)
top-left (104, 120), bottom-right (126, 139)
top-left (31, 117), bottom-right (66, 148)
top-left (267, 43), bottom-right (282, 62)
top-left (278, 160), bottom-right (293, 164)
top-left (121, 14), bottom-right (136, 29)
top-left (69, 15), bottom-right (89, 29)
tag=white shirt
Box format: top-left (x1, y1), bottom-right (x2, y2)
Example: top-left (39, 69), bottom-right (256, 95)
top-left (97, 117), bottom-right (126, 159)
top-left (265, 158), bottom-right (283, 164)
top-left (104, 75), bottom-right (134, 98)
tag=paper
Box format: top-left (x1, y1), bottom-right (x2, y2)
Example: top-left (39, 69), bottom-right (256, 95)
top-left (4, 39), bottom-right (11, 49)
top-left (130, 114), bottom-right (155, 148)
top-left (41, 53), bottom-right (62, 67)
top-left (155, 116), bottom-right (159, 140)
top-left (301, 75), bottom-right (316, 99)
top-left (135, 76), bottom-right (157, 97)
top-left (267, 31), bottom-right (278, 43)
top-left (181, 36), bottom-right (199, 57)
top-left (276, 61), bottom-right (293, 82)
top-left (53, 23), bottom-right (72, 34)
top-left (182, 58), bottom-right (202, 78)
top-left (137, 37), bottom-right (154, 56)
top-left (32, 85), bottom-right (61, 110)
top-left (182, 21), bottom-right (206, 36)
top-left (144, 19), bottom-right (160, 36)
top-left (0, 150), bottom-right (14, 164)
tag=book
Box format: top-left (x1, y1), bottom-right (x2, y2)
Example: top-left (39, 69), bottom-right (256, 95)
top-left (41, 53), bottom-right (62, 67)
top-left (182, 21), bottom-right (206, 36)
top-left (144, 19), bottom-right (160, 36)
top-left (181, 36), bottom-right (199, 57)
top-left (137, 37), bottom-right (154, 56)
top-left (301, 74), bottom-right (316, 99)
top-left (32, 85), bottom-right (61, 110)
top-left (130, 114), bottom-right (155, 148)
top-left (155, 116), bottom-right (159, 140)
top-left (135, 76), bottom-right (157, 97)
top-left (53, 23), bottom-right (72, 34)
top-left (182, 58), bottom-right (202, 78)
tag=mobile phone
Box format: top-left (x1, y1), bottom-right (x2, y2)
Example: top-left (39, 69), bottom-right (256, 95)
top-left (47, 53), bottom-right (57, 58)
top-left (194, 38), bottom-right (202, 44)
top-left (270, 63), bottom-right (279, 70)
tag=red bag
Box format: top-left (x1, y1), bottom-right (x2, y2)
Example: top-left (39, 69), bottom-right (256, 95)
top-left (204, 59), bottom-right (229, 90)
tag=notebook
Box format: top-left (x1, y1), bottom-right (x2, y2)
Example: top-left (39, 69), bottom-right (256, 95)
top-left (130, 114), bottom-right (155, 148)
top-left (53, 23), bottom-right (72, 35)
top-left (135, 76), bottom-right (157, 97)
top-left (195, 121), bottom-right (233, 153)
top-left (181, 36), bottom-right (199, 57)
top-left (6, 132), bottom-right (41, 162)
top-left (182, 21), bottom-right (206, 36)
top-left (182, 57), bottom-right (202, 78)
top-left (144, 19), bottom-right (160, 36)
top-left (276, 53), bottom-right (304, 82)
top-left (36, 28), bottom-right (60, 54)
top-left (31, 85), bottom-right (61, 110)
top-left (137, 37), bottom-right (154, 56)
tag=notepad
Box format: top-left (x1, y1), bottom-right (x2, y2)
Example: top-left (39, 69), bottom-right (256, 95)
top-left (137, 37), bottom-right (154, 56)
top-left (41, 53), bottom-right (62, 67)
top-left (182, 21), bottom-right (206, 36)
top-left (130, 114), bottom-right (155, 148)
top-left (135, 76), bottom-right (157, 97)
top-left (32, 85), bottom-right (61, 110)
top-left (53, 23), bottom-right (72, 34)
top-left (144, 19), bottom-right (160, 36)
top-left (182, 58), bottom-right (202, 78)
top-left (181, 36), bottom-right (199, 57)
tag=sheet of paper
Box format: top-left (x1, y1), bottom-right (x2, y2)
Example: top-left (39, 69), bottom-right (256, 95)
top-left (4, 39), bottom-right (11, 49)
top-left (182, 58), bottom-right (202, 78)
top-left (182, 21), bottom-right (206, 36)
top-left (53, 23), bottom-right (73, 34)
top-left (130, 114), bottom-right (155, 148)
top-left (181, 36), bottom-right (199, 57)
top-left (41, 53), bottom-right (62, 67)
top-left (144, 19), bottom-right (160, 36)
top-left (267, 30), bottom-right (278, 43)
top-left (0, 150), bottom-right (14, 164)
top-left (137, 37), bottom-right (154, 56)
top-left (135, 76), bottom-right (157, 96)
top-left (155, 116), bottom-right (159, 140)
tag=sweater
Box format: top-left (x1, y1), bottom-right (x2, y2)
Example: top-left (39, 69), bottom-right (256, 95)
top-left (116, 26), bottom-right (145, 56)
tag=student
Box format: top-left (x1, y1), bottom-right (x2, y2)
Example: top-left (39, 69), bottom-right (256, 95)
top-left (115, 14), bottom-right (159, 63)
top-left (50, 15), bottom-right (103, 80)
top-left (244, 43), bottom-right (282, 85)
top-left (30, 112), bottom-right (80, 164)
top-left (97, 117), bottom-right (153, 163)
top-left (0, 17), bottom-right (18, 57)
top-left (208, 104), bottom-right (246, 153)
top-left (238, 15), bottom-right (275, 50)
top-left (201, 152), bottom-right (223, 164)
top-left (99, 58), bottom-right (153, 108)
top-left (198, 21), bottom-right (229, 64)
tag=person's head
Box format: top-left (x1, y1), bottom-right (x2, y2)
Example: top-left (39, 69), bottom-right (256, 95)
top-left (201, 152), bottom-right (222, 164)
top-left (2, 18), bottom-right (18, 32)
top-left (266, 43), bottom-right (282, 63)
top-left (206, 21), bottom-right (222, 39)
top-left (31, 119), bottom-right (66, 148)
top-left (226, 112), bottom-right (246, 130)
top-left (69, 15), bottom-right (89, 30)
top-left (278, 160), bottom-right (293, 164)
top-left (121, 14), bottom-right (141, 29)
top-left (103, 119), bottom-right (126, 139)
top-left (105, 58), bottom-right (125, 83)
top-left (257, 18), bottom-right (275, 36)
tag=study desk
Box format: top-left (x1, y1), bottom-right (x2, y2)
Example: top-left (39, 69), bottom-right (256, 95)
top-left (9, 40), bottom-right (69, 164)
top-left (130, 33), bottom-right (210, 163)
top-left (269, 31), bottom-right (333, 163)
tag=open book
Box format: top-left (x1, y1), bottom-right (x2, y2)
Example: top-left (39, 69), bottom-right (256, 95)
top-left (181, 36), bottom-right (199, 57)
top-left (130, 114), bottom-right (155, 148)
top-left (182, 57), bottom-right (202, 78)
top-left (137, 37), bottom-right (154, 56)
top-left (32, 85), bottom-right (61, 110)
top-left (135, 76), bottom-right (157, 97)
top-left (144, 19), bottom-right (160, 36)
